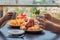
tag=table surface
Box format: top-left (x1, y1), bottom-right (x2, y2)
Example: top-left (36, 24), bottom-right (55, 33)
top-left (0, 22), bottom-right (60, 40)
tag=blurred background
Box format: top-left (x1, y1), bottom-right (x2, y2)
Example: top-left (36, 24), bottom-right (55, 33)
top-left (0, 0), bottom-right (60, 19)
top-left (3, 7), bottom-right (60, 19)
top-left (0, 0), bottom-right (59, 5)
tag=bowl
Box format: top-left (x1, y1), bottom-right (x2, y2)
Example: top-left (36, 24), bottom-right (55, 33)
top-left (25, 29), bottom-right (43, 34)
top-left (9, 25), bottom-right (20, 29)
top-left (8, 29), bottom-right (25, 35)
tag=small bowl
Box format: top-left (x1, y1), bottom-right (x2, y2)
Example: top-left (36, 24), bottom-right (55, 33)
top-left (8, 29), bottom-right (25, 35)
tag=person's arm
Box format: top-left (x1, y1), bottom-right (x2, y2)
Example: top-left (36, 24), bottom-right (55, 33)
top-left (0, 18), bottom-right (5, 28)
top-left (47, 16), bottom-right (60, 25)
top-left (0, 18), bottom-right (8, 28)
top-left (0, 12), bottom-right (14, 28)
top-left (44, 21), bottom-right (60, 34)
top-left (44, 14), bottom-right (60, 25)
top-left (36, 17), bottom-right (60, 34)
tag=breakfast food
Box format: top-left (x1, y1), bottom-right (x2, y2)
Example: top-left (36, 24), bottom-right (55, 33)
top-left (20, 19), bottom-right (43, 31)
top-left (20, 26), bottom-right (26, 30)
top-left (25, 19), bottom-right (35, 28)
top-left (9, 18), bottom-right (43, 31)
top-left (17, 13), bottom-right (28, 21)
top-left (10, 20), bottom-right (18, 26)
top-left (27, 25), bottom-right (40, 31)
top-left (10, 19), bottom-right (24, 26)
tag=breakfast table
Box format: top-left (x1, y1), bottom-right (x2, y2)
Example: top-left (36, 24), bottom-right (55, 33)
top-left (0, 22), bottom-right (60, 40)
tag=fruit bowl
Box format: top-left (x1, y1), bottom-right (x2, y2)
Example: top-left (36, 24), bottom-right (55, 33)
top-left (20, 19), bottom-right (44, 34)
top-left (25, 30), bottom-right (43, 34)
top-left (9, 25), bottom-right (20, 29)
top-left (20, 24), bottom-right (43, 34)
top-left (9, 19), bottom-right (24, 29)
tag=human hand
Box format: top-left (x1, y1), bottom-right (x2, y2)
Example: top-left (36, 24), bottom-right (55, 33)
top-left (2, 12), bottom-right (14, 21)
top-left (44, 13), bottom-right (52, 20)
top-left (36, 14), bottom-right (56, 30)
top-left (36, 16), bottom-right (47, 26)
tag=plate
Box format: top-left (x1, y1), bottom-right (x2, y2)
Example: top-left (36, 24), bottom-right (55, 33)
top-left (8, 29), bottom-right (25, 35)
top-left (8, 21), bottom-right (20, 29)
top-left (25, 31), bottom-right (43, 34)
top-left (20, 27), bottom-right (43, 34)
top-left (25, 29), bottom-right (43, 34)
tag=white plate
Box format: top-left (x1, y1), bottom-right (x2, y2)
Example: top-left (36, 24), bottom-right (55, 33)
top-left (8, 29), bottom-right (25, 35)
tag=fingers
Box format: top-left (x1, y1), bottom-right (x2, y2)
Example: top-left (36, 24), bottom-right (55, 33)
top-left (7, 12), bottom-right (14, 14)
top-left (7, 13), bottom-right (13, 19)
top-left (39, 25), bottom-right (45, 29)
top-left (3, 12), bottom-right (14, 21)
top-left (36, 14), bottom-right (44, 19)
top-left (8, 13), bottom-right (13, 17)
top-left (36, 17), bottom-right (45, 23)
top-left (44, 13), bottom-right (51, 16)
top-left (36, 16), bottom-right (47, 27)
top-left (44, 13), bottom-right (52, 20)
top-left (7, 12), bottom-right (15, 15)
top-left (36, 13), bottom-right (52, 20)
